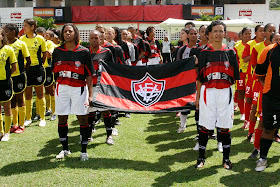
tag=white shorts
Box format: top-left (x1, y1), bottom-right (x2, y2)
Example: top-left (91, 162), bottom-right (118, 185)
top-left (199, 85), bottom-right (234, 130)
top-left (55, 84), bottom-right (89, 115)
top-left (147, 57), bottom-right (161, 65)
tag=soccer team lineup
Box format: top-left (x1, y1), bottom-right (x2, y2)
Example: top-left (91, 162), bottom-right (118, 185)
top-left (1, 18), bottom-right (280, 174)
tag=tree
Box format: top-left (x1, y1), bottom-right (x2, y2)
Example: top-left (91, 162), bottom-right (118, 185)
top-left (195, 14), bottom-right (223, 21)
top-left (33, 17), bottom-right (57, 30)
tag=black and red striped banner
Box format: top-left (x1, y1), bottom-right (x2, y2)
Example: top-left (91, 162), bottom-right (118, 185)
top-left (92, 57), bottom-right (197, 113)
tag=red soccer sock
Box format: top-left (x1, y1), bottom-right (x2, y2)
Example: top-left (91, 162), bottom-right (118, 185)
top-left (254, 129), bottom-right (263, 150)
top-left (238, 99), bottom-right (245, 114)
top-left (249, 120), bottom-right (256, 135)
top-left (234, 91), bottom-right (238, 103)
top-left (244, 102), bottom-right (252, 122)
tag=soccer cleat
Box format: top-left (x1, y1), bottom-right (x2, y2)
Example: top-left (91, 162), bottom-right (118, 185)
top-left (195, 158), bottom-right (205, 168)
top-left (125, 113), bottom-right (131, 118)
top-left (247, 133), bottom-right (253, 142)
top-left (217, 142), bottom-right (223, 153)
top-left (92, 128), bottom-right (96, 133)
top-left (240, 114), bottom-right (245, 121)
top-left (209, 134), bottom-right (217, 140)
top-left (0, 133), bottom-right (3, 140)
top-left (24, 120), bottom-right (32, 126)
top-left (115, 118), bottom-right (121, 125)
top-left (176, 112), bottom-right (181, 117)
top-left (194, 134), bottom-right (199, 141)
top-left (95, 119), bottom-right (101, 125)
top-left (177, 126), bottom-right (186, 133)
top-left (106, 136), bottom-right (114, 145)
top-left (39, 120), bottom-right (46, 127)
top-left (255, 158), bottom-right (267, 172)
top-left (50, 114), bottom-right (56, 121)
top-left (234, 105), bottom-right (238, 111)
top-left (242, 120), bottom-right (249, 130)
top-left (56, 150), bottom-right (71, 160)
top-left (33, 114), bottom-right (40, 121)
top-left (112, 128), bottom-right (118, 136)
top-left (88, 137), bottom-right (94, 142)
top-left (1, 133), bottom-right (10, 141)
top-left (14, 126), bottom-right (25, 134)
top-left (45, 110), bottom-right (52, 116)
top-left (80, 153), bottom-right (89, 161)
top-left (10, 125), bottom-right (19, 133)
top-left (249, 149), bottom-right (259, 159)
top-left (193, 142), bottom-right (199, 151)
top-left (223, 159), bottom-right (233, 170)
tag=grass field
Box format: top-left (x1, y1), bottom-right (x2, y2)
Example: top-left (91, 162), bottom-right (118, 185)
top-left (0, 110), bottom-right (280, 186)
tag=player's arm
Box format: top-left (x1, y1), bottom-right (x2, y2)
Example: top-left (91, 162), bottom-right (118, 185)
top-left (242, 43), bottom-right (251, 63)
top-left (256, 47), bottom-right (271, 86)
top-left (251, 47), bottom-right (258, 69)
top-left (9, 49), bottom-right (17, 74)
top-left (22, 42), bottom-right (31, 71)
top-left (40, 38), bottom-right (48, 65)
top-left (195, 80), bottom-right (201, 109)
top-left (231, 50), bottom-right (240, 82)
top-left (85, 51), bottom-right (94, 104)
top-left (138, 39), bottom-right (145, 60)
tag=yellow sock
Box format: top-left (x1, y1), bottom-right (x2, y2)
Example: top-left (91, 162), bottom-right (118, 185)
top-left (25, 99), bottom-right (32, 121)
top-left (4, 115), bottom-right (12, 134)
top-left (0, 114), bottom-right (3, 134)
top-left (12, 107), bottom-right (19, 126)
top-left (45, 94), bottom-right (51, 111)
top-left (18, 106), bottom-right (26, 127)
top-left (51, 96), bottom-right (55, 114)
top-left (38, 98), bottom-right (46, 121)
top-left (36, 97), bottom-right (39, 115)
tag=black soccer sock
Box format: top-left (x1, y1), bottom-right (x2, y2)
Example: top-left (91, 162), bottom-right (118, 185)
top-left (111, 111), bottom-right (118, 128)
top-left (274, 129), bottom-right (279, 138)
top-left (199, 128), bottom-right (209, 159)
top-left (103, 113), bottom-right (113, 137)
top-left (80, 124), bottom-right (91, 153)
top-left (195, 109), bottom-right (199, 126)
top-left (87, 112), bottom-right (96, 131)
top-left (218, 129), bottom-right (231, 160)
top-left (96, 111), bottom-right (101, 122)
top-left (217, 127), bottom-right (222, 142)
top-left (58, 123), bottom-right (69, 151)
top-left (260, 138), bottom-right (273, 159)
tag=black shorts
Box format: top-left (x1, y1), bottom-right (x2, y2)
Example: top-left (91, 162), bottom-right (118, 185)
top-left (0, 79), bottom-right (13, 102)
top-left (44, 67), bottom-right (54, 87)
top-left (12, 73), bottom-right (27, 94)
top-left (262, 94), bottom-right (280, 130)
top-left (26, 65), bottom-right (46, 87)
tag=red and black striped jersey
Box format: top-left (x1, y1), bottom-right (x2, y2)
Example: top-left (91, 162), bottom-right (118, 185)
top-left (146, 38), bottom-right (161, 58)
top-left (90, 46), bottom-right (114, 85)
top-left (113, 44), bottom-right (125, 65)
top-left (198, 45), bottom-right (240, 89)
top-left (132, 35), bottom-right (145, 54)
top-left (142, 40), bottom-right (151, 63)
top-left (52, 44), bottom-right (94, 87)
top-left (119, 41), bottom-right (130, 61)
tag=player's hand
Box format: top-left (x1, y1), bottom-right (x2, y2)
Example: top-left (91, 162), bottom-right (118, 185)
top-left (194, 55), bottom-right (198, 65)
top-left (195, 99), bottom-right (199, 110)
top-left (88, 96), bottom-right (93, 106)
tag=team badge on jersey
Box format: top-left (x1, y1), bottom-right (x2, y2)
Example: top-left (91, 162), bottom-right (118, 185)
top-left (75, 61), bottom-right (81, 67)
top-left (5, 89), bottom-right (12, 97)
top-left (224, 61), bottom-right (230, 70)
top-left (131, 73), bottom-right (165, 107)
top-left (17, 83), bottom-right (23, 89)
top-left (37, 76), bottom-right (42, 82)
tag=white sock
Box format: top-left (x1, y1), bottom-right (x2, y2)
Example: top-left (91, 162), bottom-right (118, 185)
top-left (180, 114), bottom-right (188, 128)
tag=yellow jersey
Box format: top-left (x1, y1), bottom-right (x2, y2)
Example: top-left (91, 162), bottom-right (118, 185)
top-left (234, 41), bottom-right (247, 73)
top-left (0, 45), bottom-right (17, 80)
top-left (8, 39), bottom-right (30, 77)
top-left (43, 40), bottom-right (56, 68)
top-left (19, 34), bottom-right (47, 66)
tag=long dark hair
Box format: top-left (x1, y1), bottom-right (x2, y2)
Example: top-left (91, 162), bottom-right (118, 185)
top-left (24, 18), bottom-right (37, 33)
top-left (112, 27), bottom-right (122, 44)
top-left (60, 23), bottom-right (80, 45)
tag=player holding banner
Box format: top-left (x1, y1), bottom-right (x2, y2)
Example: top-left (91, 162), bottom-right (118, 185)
top-left (195, 21), bottom-right (239, 169)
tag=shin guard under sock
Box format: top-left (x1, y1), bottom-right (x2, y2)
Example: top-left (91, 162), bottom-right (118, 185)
top-left (80, 124), bottom-right (91, 153)
top-left (218, 129), bottom-right (231, 160)
top-left (254, 129), bottom-right (263, 150)
top-left (18, 106), bottom-right (26, 127)
top-left (199, 128), bottom-right (209, 159)
top-left (45, 94), bottom-right (51, 111)
top-left (244, 102), bottom-right (252, 122)
top-left (4, 115), bottom-right (12, 134)
top-left (58, 123), bottom-right (69, 150)
top-left (12, 107), bottom-right (18, 126)
top-left (38, 98), bottom-right (46, 120)
top-left (51, 96), bottom-right (55, 114)
top-left (25, 99), bottom-right (32, 121)
top-left (249, 120), bottom-right (256, 135)
top-left (238, 99), bottom-right (244, 114)
top-left (103, 113), bottom-right (113, 137)
top-left (0, 114), bottom-right (3, 134)
top-left (260, 138), bottom-right (273, 159)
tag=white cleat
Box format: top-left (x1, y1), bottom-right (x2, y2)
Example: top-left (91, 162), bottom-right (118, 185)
top-left (106, 136), bottom-right (114, 145)
top-left (177, 126), bottom-right (186, 133)
top-left (193, 142), bottom-right (199, 151)
top-left (80, 152), bottom-right (89, 161)
top-left (1, 133), bottom-right (10, 141)
top-left (112, 128), bottom-right (118, 136)
top-left (24, 120), bottom-right (32, 126)
top-left (39, 120), bottom-right (46, 127)
top-left (50, 114), bottom-right (56, 121)
top-left (56, 150), bottom-right (71, 160)
top-left (255, 158), bottom-right (267, 172)
top-left (217, 142), bottom-right (223, 153)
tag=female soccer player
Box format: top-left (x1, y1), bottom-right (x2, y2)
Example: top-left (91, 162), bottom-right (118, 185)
top-left (146, 26), bottom-right (162, 65)
top-left (52, 23), bottom-right (94, 161)
top-left (20, 18), bottom-right (47, 127)
top-left (0, 28), bottom-right (17, 141)
top-left (4, 24), bottom-right (31, 134)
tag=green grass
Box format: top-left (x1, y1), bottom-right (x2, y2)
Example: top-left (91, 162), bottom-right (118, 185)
top-left (1, 111), bottom-right (280, 186)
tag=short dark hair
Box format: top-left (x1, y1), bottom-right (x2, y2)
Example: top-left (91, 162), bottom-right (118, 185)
top-left (24, 18), bottom-right (37, 32)
top-left (4, 23), bottom-right (19, 37)
top-left (35, 27), bottom-right (46, 34)
top-left (255, 25), bottom-right (264, 33)
top-left (264, 23), bottom-right (275, 32)
top-left (60, 23), bottom-right (80, 45)
top-left (241, 27), bottom-right (251, 35)
top-left (51, 28), bottom-right (61, 38)
top-left (146, 26), bottom-right (155, 37)
top-left (208, 20), bottom-right (226, 33)
top-left (46, 30), bottom-right (54, 38)
top-left (138, 29), bottom-right (145, 39)
top-left (0, 28), bottom-right (8, 46)
top-left (185, 21), bottom-right (195, 27)
top-left (199, 25), bottom-right (207, 32)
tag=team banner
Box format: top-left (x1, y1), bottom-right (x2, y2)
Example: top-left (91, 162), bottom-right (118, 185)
top-left (92, 57), bottom-right (197, 113)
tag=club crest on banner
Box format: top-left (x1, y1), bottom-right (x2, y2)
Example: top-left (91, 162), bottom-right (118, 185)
top-left (131, 73), bottom-right (165, 107)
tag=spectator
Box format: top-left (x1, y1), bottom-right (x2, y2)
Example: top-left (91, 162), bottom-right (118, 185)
top-left (161, 36), bottom-right (172, 63)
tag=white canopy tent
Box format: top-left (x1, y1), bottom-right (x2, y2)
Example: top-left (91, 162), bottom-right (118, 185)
top-left (157, 18), bottom-right (258, 40)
